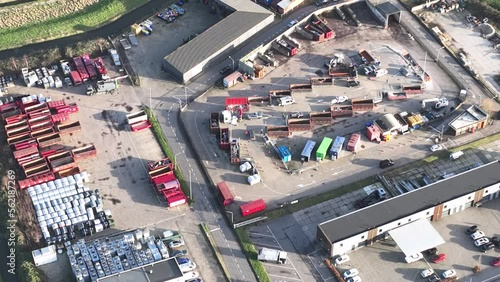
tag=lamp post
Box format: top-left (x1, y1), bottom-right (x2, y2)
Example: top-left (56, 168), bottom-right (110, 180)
top-left (228, 56), bottom-right (234, 71)
top-left (174, 152), bottom-right (182, 170)
top-left (436, 46), bottom-right (445, 63)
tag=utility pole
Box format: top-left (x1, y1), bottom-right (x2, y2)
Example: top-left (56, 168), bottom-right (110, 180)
top-left (149, 88), bottom-right (152, 109)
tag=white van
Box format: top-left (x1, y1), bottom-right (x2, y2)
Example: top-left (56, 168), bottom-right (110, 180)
top-left (278, 97), bottom-right (295, 106)
top-left (449, 151), bottom-right (464, 160)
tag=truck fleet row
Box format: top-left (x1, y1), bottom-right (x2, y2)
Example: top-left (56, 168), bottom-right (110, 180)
top-left (147, 158), bottom-right (187, 207)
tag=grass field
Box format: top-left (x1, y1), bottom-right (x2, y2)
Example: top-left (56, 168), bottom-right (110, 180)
top-left (0, 0), bottom-right (148, 51)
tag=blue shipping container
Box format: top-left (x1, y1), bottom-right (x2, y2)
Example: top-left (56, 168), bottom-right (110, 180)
top-left (277, 146), bottom-right (291, 163)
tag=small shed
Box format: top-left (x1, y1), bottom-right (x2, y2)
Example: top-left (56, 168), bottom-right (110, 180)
top-left (376, 114), bottom-right (401, 137)
top-left (448, 105), bottom-right (489, 136)
top-left (366, 123), bottom-right (382, 142)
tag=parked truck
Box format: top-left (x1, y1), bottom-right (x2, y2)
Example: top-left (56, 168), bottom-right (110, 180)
top-left (60, 60), bottom-right (71, 77)
top-left (257, 248), bottom-right (288, 264)
top-left (86, 80), bottom-right (118, 95)
top-left (72, 57), bottom-right (89, 81)
top-left (81, 54), bottom-right (98, 80)
top-left (70, 71), bottom-right (82, 86)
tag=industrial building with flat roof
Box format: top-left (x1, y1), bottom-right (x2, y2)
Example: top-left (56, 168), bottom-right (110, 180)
top-left (163, 0), bottom-right (274, 83)
top-left (98, 259), bottom-right (184, 282)
top-left (317, 160), bottom-right (500, 257)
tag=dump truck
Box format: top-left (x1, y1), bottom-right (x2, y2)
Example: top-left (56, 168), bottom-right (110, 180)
top-left (257, 248), bottom-right (288, 264)
top-left (86, 80), bottom-right (118, 95)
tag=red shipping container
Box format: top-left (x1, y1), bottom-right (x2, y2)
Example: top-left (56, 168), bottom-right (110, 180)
top-left (13, 146), bottom-right (39, 160)
top-left (51, 113), bottom-right (70, 124)
top-left (240, 199), bottom-right (266, 217)
top-left (5, 114), bottom-right (27, 124)
top-left (217, 181), bottom-right (234, 207)
top-left (17, 171), bottom-right (55, 190)
top-left (13, 139), bottom-right (37, 151)
top-left (347, 133), bottom-right (361, 152)
top-left (47, 100), bottom-right (66, 109)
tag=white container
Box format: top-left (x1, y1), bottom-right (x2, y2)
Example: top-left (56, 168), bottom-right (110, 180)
top-left (80, 172), bottom-right (89, 182)
top-left (61, 215), bottom-right (69, 221)
top-left (71, 218), bottom-right (78, 225)
top-left (54, 205), bottom-right (60, 212)
top-left (79, 199), bottom-right (86, 206)
top-left (41, 208), bottom-right (48, 215)
top-left (90, 200), bottom-right (97, 208)
top-left (68, 177), bottom-right (76, 186)
top-left (74, 174), bottom-right (83, 184)
top-left (58, 210), bottom-right (65, 217)
top-left (94, 224), bottom-right (103, 233)
top-left (46, 218), bottom-right (54, 225)
top-left (50, 212), bottom-right (58, 218)
top-left (39, 221), bottom-right (47, 228)
top-left (53, 216), bottom-right (61, 223)
top-left (36, 210), bottom-right (43, 217)
top-left (51, 223), bottom-right (59, 231)
top-left (38, 215), bottom-right (46, 222)
top-left (65, 219), bottom-right (72, 226)
top-left (58, 222), bottom-right (65, 228)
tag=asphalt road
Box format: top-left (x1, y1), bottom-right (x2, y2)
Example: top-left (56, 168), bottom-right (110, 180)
top-left (139, 3), bottom-right (347, 282)
top-left (390, 0), bottom-right (490, 103)
top-left (137, 1), bottom-right (494, 281)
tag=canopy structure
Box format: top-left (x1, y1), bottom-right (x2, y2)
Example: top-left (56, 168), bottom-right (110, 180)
top-left (388, 219), bottom-right (445, 257)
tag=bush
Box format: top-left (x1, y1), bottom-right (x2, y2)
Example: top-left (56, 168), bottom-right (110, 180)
top-left (18, 261), bottom-right (44, 282)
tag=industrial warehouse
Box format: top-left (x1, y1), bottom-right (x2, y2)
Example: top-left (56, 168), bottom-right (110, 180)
top-left (162, 0), bottom-right (274, 83)
top-left (316, 160), bottom-right (500, 257)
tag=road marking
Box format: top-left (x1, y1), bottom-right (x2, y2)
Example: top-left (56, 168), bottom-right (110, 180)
top-left (210, 227), bottom-right (220, 232)
top-left (268, 274), bottom-right (302, 281)
top-left (248, 232), bottom-right (274, 238)
top-left (267, 226), bottom-right (304, 281)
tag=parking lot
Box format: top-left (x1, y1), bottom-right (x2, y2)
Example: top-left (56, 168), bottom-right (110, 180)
top-left (341, 199), bottom-right (500, 282)
top-left (182, 4), bottom-right (464, 215)
top-left (247, 136), bottom-right (500, 282)
top-left (8, 55), bottom-right (221, 281)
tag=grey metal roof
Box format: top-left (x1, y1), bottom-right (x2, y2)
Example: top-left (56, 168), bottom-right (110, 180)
top-left (318, 160), bottom-right (500, 243)
top-left (376, 1), bottom-right (401, 17)
top-left (218, 0), bottom-right (272, 13)
top-left (164, 9), bottom-right (272, 74)
top-left (99, 259), bottom-right (182, 282)
top-left (449, 105), bottom-right (488, 130)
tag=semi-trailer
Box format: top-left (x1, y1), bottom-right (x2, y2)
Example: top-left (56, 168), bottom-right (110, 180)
top-left (72, 57), bottom-right (89, 81)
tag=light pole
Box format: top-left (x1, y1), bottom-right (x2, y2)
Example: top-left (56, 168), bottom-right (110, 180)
top-left (174, 152), bottom-right (182, 170)
top-left (189, 170), bottom-right (192, 200)
top-left (436, 46), bottom-right (445, 63)
top-left (228, 56), bottom-right (234, 71)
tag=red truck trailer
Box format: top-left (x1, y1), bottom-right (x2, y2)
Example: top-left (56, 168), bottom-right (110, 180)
top-left (217, 182), bottom-right (234, 207)
top-left (17, 171), bottom-right (55, 190)
top-left (148, 158), bottom-right (174, 171)
top-left (70, 71), bottom-right (83, 85)
top-left (94, 57), bottom-right (108, 75)
top-left (72, 57), bottom-right (89, 81)
top-left (347, 133), bottom-right (361, 152)
top-left (162, 187), bottom-right (187, 207)
top-left (71, 144), bottom-right (97, 160)
top-left (81, 54), bottom-right (97, 80)
top-left (240, 199), bottom-right (266, 217)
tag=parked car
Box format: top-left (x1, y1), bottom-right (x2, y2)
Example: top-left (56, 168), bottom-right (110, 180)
top-left (183, 272), bottom-right (199, 280)
top-left (427, 273), bottom-right (440, 282)
top-left (347, 80), bottom-right (360, 87)
top-left (379, 159), bottom-right (395, 169)
top-left (479, 242), bottom-right (495, 252)
top-left (465, 225), bottom-right (478, 234)
top-left (330, 96), bottom-right (349, 104)
top-left (421, 269), bottom-right (434, 278)
top-left (430, 144), bottom-right (443, 152)
top-left (176, 257), bottom-right (190, 265)
top-left (171, 250), bottom-right (188, 257)
top-left (289, 112), bottom-right (304, 119)
top-left (335, 254), bottom-right (350, 265)
top-left (442, 269), bottom-right (457, 279)
top-left (491, 237), bottom-right (500, 248)
top-left (474, 237), bottom-right (490, 247)
top-left (405, 253), bottom-right (423, 263)
top-left (424, 247), bottom-right (438, 256)
top-left (246, 112), bottom-right (262, 120)
top-left (471, 230), bottom-right (485, 240)
top-left (399, 67), bottom-right (410, 77)
top-left (346, 276), bottom-right (362, 282)
top-left (287, 20), bottom-right (298, 27)
top-left (220, 66), bottom-right (232, 75)
top-left (432, 253), bottom-right (447, 263)
top-left (343, 268), bottom-right (359, 279)
top-left (179, 262), bottom-right (197, 272)
top-left (491, 257), bottom-right (500, 267)
top-left (169, 238), bottom-right (185, 248)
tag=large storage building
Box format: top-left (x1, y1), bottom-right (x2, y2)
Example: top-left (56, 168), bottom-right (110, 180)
top-left (163, 0), bottom-right (274, 83)
top-left (317, 160), bottom-right (500, 257)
